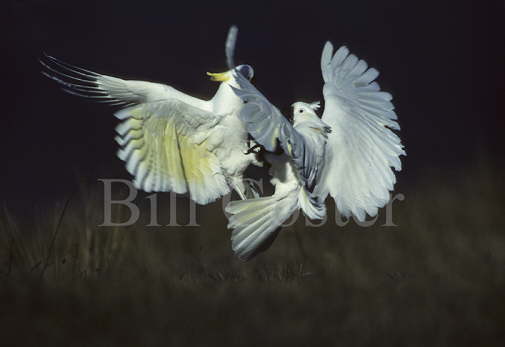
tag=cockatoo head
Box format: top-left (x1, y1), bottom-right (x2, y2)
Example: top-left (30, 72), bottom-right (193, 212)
top-left (291, 101), bottom-right (321, 124)
top-left (207, 64), bottom-right (254, 83)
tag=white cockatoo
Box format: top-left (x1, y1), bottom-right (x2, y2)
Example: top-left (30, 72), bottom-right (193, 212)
top-left (226, 42), bottom-right (406, 260)
top-left (41, 26), bottom-right (261, 204)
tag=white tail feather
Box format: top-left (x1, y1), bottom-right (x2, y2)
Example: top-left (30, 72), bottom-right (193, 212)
top-left (226, 186), bottom-right (326, 261)
top-left (226, 191), bottom-right (298, 261)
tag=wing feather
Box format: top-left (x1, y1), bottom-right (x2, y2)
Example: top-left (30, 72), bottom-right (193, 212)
top-left (225, 25), bottom-right (238, 70)
top-left (41, 55), bottom-right (230, 204)
top-left (114, 101), bottom-right (229, 203)
top-left (318, 42), bottom-right (405, 221)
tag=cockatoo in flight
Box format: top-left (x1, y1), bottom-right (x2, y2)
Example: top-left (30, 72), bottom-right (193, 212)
top-left (40, 26), bottom-right (261, 205)
top-left (226, 42), bottom-right (406, 260)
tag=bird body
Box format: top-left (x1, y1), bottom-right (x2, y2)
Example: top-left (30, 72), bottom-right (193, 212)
top-left (208, 77), bottom-right (261, 197)
top-left (226, 102), bottom-right (329, 260)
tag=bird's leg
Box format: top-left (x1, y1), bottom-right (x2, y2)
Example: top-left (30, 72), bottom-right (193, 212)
top-left (244, 144), bottom-right (261, 154)
top-left (231, 179), bottom-right (247, 200)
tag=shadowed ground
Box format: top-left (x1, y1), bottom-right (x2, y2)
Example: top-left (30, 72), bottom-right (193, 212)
top-left (0, 161), bottom-right (503, 347)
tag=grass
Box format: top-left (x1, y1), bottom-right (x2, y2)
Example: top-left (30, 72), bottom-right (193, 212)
top-left (0, 162), bottom-right (504, 346)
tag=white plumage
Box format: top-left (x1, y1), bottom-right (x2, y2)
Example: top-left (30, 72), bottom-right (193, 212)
top-left (41, 27), bottom-right (405, 262)
top-left (41, 27), bottom-right (260, 205)
top-left (317, 42), bottom-right (405, 220)
top-left (226, 43), bottom-right (405, 260)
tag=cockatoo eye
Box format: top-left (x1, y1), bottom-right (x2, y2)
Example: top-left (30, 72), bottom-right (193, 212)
top-left (299, 109), bottom-right (304, 113)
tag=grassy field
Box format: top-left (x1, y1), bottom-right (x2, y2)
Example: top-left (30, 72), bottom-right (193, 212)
top-left (1, 162), bottom-right (504, 346)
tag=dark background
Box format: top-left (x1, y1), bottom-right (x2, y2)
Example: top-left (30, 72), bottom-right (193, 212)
top-left (2, 1), bottom-right (505, 346)
top-left (4, 0), bottom-right (504, 207)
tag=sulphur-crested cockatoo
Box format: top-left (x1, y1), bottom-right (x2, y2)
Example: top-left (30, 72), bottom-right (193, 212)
top-left (40, 26), bottom-right (261, 204)
top-left (226, 42), bottom-right (406, 260)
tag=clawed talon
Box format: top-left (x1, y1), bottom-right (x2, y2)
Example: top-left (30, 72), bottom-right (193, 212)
top-left (244, 144), bottom-right (262, 155)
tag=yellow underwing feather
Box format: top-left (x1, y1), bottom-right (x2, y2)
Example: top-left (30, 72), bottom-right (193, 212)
top-left (114, 100), bottom-right (230, 204)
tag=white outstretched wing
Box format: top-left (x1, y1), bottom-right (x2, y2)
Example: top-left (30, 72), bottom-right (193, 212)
top-left (317, 43), bottom-right (405, 221)
top-left (41, 55), bottom-right (230, 204)
top-left (114, 101), bottom-right (229, 204)
top-left (231, 71), bottom-right (322, 191)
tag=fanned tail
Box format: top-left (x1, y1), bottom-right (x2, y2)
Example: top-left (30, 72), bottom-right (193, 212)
top-left (225, 191), bottom-right (298, 261)
top-left (225, 186), bottom-right (326, 261)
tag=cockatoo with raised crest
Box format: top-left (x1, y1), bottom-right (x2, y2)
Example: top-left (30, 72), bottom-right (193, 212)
top-left (226, 43), bottom-right (406, 260)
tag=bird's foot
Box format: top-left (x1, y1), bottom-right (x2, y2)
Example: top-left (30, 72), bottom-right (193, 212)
top-left (244, 144), bottom-right (262, 155)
